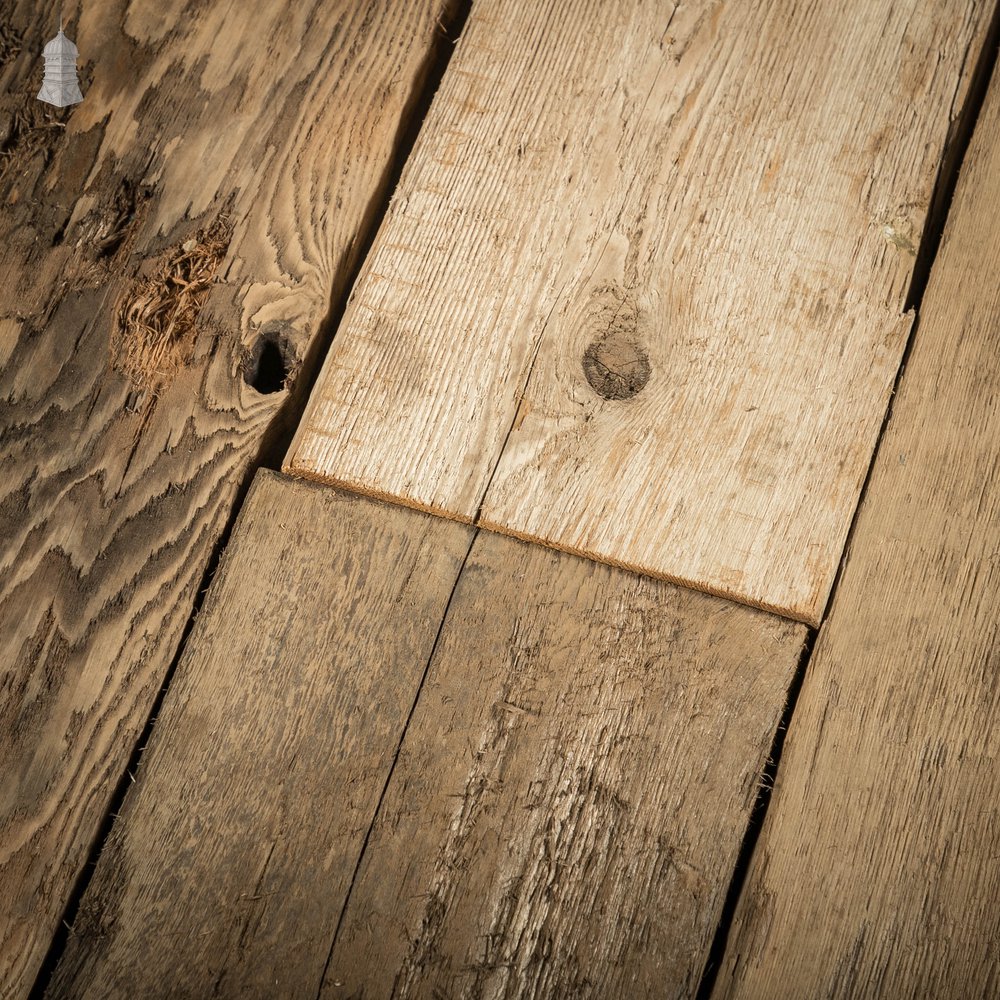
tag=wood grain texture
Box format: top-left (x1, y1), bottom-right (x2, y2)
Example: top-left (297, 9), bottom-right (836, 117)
top-left (46, 470), bottom-right (474, 999)
top-left (322, 530), bottom-right (807, 999)
top-left (713, 65), bottom-right (1000, 1000)
top-left (286, 0), bottom-right (992, 624)
top-left (0, 2), bottom-right (456, 993)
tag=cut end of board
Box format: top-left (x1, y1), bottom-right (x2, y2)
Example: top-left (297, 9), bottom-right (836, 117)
top-left (477, 515), bottom-right (826, 628)
top-left (282, 460), bottom-right (477, 529)
top-left (285, 451), bottom-right (824, 626)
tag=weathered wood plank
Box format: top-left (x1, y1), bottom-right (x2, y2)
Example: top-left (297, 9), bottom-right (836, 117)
top-left (322, 531), bottom-right (806, 998)
top-left (287, 0), bottom-right (992, 624)
top-left (0, 2), bottom-right (458, 993)
top-left (49, 491), bottom-right (805, 998)
top-left (713, 64), bottom-right (1000, 1000)
top-left (45, 471), bottom-right (474, 999)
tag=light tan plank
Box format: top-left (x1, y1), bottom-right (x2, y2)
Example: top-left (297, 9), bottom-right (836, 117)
top-left (714, 64), bottom-right (1000, 1000)
top-left (46, 471), bottom-right (474, 999)
top-left (0, 2), bottom-right (457, 993)
top-left (322, 530), bottom-right (807, 998)
top-left (286, 0), bottom-right (992, 624)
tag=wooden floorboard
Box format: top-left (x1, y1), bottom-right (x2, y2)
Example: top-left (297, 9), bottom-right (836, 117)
top-left (286, 0), bottom-right (992, 624)
top-left (0, 3), bottom-right (455, 993)
top-left (321, 531), bottom-right (805, 999)
top-left (713, 60), bottom-right (1000, 1000)
top-left (9, 1), bottom-right (1000, 995)
top-left (48, 474), bottom-right (806, 998)
top-left (45, 471), bottom-right (473, 999)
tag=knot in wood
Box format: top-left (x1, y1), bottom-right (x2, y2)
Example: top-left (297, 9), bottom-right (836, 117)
top-left (580, 282), bottom-right (650, 400)
top-left (582, 335), bottom-right (651, 400)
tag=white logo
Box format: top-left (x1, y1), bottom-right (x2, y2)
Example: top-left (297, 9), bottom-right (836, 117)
top-left (37, 19), bottom-right (83, 108)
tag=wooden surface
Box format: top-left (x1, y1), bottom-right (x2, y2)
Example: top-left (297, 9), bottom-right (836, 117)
top-left (8, 1), bottom-right (1000, 994)
top-left (714, 64), bottom-right (1000, 1000)
top-left (287, 0), bottom-right (992, 624)
top-left (323, 531), bottom-right (806, 998)
top-left (47, 471), bottom-right (474, 999)
top-left (48, 475), bottom-right (806, 999)
top-left (0, 2), bottom-right (455, 994)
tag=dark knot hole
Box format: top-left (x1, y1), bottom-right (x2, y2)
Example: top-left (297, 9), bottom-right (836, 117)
top-left (243, 334), bottom-right (290, 395)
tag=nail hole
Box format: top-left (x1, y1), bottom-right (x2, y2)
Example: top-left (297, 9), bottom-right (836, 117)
top-left (243, 334), bottom-right (290, 394)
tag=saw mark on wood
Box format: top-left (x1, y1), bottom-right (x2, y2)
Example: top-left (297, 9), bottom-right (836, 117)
top-left (286, 0), bottom-right (994, 625)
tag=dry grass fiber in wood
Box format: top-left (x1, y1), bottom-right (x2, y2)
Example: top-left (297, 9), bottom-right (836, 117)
top-left (113, 215), bottom-right (231, 391)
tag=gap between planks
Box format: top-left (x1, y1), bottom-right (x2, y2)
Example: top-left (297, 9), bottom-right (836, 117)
top-left (286, 464), bottom-right (814, 624)
top-left (711, 31), bottom-right (1000, 994)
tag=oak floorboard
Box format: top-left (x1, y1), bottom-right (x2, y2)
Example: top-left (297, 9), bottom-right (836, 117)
top-left (287, 0), bottom-right (992, 624)
top-left (45, 471), bottom-right (474, 999)
top-left (713, 58), bottom-right (1000, 1000)
top-left (0, 3), bottom-right (457, 992)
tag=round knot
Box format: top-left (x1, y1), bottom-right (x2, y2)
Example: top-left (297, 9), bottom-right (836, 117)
top-left (582, 335), bottom-right (651, 400)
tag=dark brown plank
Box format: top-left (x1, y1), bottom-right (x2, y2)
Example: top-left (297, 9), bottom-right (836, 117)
top-left (0, 2), bottom-right (460, 992)
top-left (323, 530), bottom-right (806, 998)
top-left (46, 470), bottom-right (473, 998)
top-left (714, 58), bottom-right (1000, 1000)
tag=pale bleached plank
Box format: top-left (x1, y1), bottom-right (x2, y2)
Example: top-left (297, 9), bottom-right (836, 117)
top-left (322, 530), bottom-right (807, 998)
top-left (46, 471), bottom-right (473, 999)
top-left (713, 66), bottom-right (1000, 1000)
top-left (0, 3), bottom-right (457, 993)
top-left (286, 0), bottom-right (992, 624)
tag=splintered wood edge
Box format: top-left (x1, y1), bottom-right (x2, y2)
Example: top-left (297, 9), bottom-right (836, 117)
top-left (283, 460), bottom-right (821, 626)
